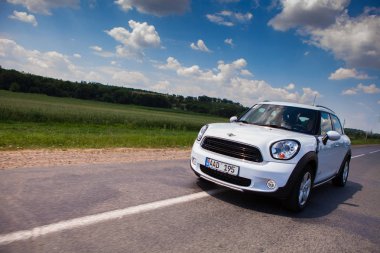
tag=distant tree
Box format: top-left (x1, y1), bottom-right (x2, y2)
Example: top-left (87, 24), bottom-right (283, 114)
top-left (9, 82), bottom-right (20, 92)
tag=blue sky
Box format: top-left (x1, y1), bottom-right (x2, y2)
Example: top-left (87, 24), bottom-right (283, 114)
top-left (0, 0), bottom-right (379, 132)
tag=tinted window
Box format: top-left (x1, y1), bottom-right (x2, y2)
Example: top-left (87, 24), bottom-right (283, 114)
top-left (239, 104), bottom-right (318, 135)
top-left (320, 112), bottom-right (333, 135)
top-left (331, 115), bottom-right (343, 134)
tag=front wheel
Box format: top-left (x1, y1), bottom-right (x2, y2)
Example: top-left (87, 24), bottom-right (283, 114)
top-left (284, 168), bottom-right (314, 212)
top-left (332, 160), bottom-right (349, 187)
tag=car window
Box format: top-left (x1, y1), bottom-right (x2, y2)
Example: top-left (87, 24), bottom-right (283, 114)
top-left (331, 115), bottom-right (343, 134)
top-left (320, 112), bottom-right (333, 135)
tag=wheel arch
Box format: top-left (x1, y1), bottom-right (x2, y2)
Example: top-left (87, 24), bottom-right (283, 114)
top-left (275, 151), bottom-right (318, 199)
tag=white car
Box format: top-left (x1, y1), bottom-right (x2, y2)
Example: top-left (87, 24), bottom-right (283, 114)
top-left (190, 101), bottom-right (351, 211)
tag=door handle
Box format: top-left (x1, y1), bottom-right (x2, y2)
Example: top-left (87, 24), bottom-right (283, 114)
top-left (334, 143), bottom-right (340, 147)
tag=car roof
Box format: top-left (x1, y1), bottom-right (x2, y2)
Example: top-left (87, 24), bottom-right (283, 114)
top-left (258, 101), bottom-right (335, 114)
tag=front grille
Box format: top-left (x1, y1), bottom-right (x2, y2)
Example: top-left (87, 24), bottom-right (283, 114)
top-left (201, 137), bottom-right (263, 163)
top-left (200, 165), bottom-right (251, 187)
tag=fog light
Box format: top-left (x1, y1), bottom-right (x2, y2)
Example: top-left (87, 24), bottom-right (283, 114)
top-left (191, 157), bottom-right (197, 165)
top-left (267, 179), bottom-right (276, 189)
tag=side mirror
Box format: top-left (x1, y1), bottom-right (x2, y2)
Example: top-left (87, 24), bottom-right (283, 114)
top-left (230, 116), bottom-right (238, 123)
top-left (322, 130), bottom-right (341, 145)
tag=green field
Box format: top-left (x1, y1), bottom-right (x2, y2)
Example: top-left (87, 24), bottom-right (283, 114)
top-left (0, 90), bottom-right (226, 150)
top-left (1, 90), bottom-right (378, 150)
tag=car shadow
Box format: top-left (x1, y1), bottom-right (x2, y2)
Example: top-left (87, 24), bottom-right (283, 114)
top-left (196, 179), bottom-right (362, 218)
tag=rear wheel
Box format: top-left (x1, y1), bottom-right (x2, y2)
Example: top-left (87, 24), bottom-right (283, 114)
top-left (284, 167), bottom-right (314, 212)
top-left (332, 160), bottom-right (349, 187)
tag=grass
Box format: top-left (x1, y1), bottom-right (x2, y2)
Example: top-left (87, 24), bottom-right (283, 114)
top-left (0, 90), bottom-right (226, 150)
top-left (0, 90), bottom-right (223, 130)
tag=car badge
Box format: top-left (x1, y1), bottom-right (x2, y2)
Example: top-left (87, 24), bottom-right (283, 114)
top-left (227, 133), bottom-right (235, 137)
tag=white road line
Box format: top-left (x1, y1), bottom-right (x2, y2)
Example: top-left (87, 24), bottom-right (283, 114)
top-left (0, 189), bottom-right (223, 246)
top-left (352, 154), bottom-right (365, 159)
top-left (369, 150), bottom-right (380, 154)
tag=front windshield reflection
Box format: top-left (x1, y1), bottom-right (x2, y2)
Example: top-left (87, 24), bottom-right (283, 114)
top-left (239, 104), bottom-right (318, 135)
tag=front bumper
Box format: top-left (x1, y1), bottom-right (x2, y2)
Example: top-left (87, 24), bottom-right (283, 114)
top-left (191, 142), bottom-right (296, 196)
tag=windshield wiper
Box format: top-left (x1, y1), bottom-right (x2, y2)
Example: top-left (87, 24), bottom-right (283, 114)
top-left (237, 120), bottom-right (250, 124)
top-left (257, 124), bottom-right (290, 130)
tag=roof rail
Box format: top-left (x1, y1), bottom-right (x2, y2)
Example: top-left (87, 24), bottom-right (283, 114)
top-left (316, 105), bottom-right (335, 114)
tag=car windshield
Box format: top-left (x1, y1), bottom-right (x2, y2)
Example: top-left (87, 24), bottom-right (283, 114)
top-left (239, 104), bottom-right (318, 135)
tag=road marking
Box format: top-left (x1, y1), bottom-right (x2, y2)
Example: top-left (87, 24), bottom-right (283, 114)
top-left (369, 150), bottom-right (380, 154)
top-left (352, 154), bottom-right (365, 159)
top-left (0, 189), bottom-right (223, 246)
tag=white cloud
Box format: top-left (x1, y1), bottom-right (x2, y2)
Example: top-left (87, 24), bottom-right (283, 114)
top-left (101, 67), bottom-right (149, 85)
top-left (309, 13), bottom-right (380, 69)
top-left (106, 21), bottom-right (160, 49)
top-left (73, 53), bottom-right (81, 58)
top-left (89, 45), bottom-right (114, 58)
top-left (115, 0), bottom-right (190, 16)
top-left (206, 10), bottom-right (253, 26)
top-left (6, 0), bottom-right (79, 15)
top-left (9, 10), bottom-right (37, 26)
top-left (0, 38), bottom-right (149, 88)
top-left (342, 88), bottom-right (357, 95)
top-left (224, 38), bottom-right (234, 47)
top-left (157, 56), bottom-right (320, 105)
top-left (304, 51), bottom-right (309, 56)
top-left (90, 45), bottom-right (102, 52)
top-left (0, 38), bottom-right (84, 80)
top-left (152, 80), bottom-right (170, 92)
top-left (240, 69), bottom-right (252, 76)
top-left (378, 100), bottom-right (380, 104)
top-left (269, 1), bottom-right (380, 69)
top-left (285, 83), bottom-right (296, 90)
top-left (106, 20), bottom-right (160, 59)
top-left (190, 40), bottom-right (211, 53)
top-left (206, 14), bottom-right (234, 27)
top-left (358, 83), bottom-right (380, 94)
top-left (342, 83), bottom-right (380, 95)
top-left (329, 68), bottom-right (371, 80)
top-left (268, 0), bottom-right (349, 31)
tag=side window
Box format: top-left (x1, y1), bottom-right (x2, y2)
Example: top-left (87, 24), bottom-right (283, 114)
top-left (331, 115), bottom-right (343, 134)
top-left (320, 112), bottom-right (333, 135)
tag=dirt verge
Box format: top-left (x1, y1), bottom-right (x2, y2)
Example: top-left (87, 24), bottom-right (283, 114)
top-left (0, 148), bottom-right (191, 169)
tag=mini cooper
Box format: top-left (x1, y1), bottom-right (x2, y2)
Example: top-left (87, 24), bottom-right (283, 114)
top-left (190, 102), bottom-right (351, 211)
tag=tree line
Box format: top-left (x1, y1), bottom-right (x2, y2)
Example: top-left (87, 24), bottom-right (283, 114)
top-left (344, 128), bottom-right (380, 140)
top-left (0, 67), bottom-right (248, 117)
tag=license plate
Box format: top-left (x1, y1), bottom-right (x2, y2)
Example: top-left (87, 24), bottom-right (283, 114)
top-left (205, 158), bottom-right (239, 176)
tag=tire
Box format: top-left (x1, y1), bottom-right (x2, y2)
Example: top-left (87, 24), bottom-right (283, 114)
top-left (284, 167), bottom-right (314, 212)
top-left (332, 160), bottom-right (349, 187)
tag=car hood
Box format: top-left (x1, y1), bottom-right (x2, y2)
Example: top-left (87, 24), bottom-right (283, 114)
top-left (203, 122), bottom-right (316, 160)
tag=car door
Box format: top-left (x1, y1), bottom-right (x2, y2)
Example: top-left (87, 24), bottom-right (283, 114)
top-left (331, 114), bottom-right (349, 172)
top-left (315, 112), bottom-right (341, 183)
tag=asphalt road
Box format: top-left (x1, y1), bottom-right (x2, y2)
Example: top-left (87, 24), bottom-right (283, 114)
top-left (0, 145), bottom-right (379, 253)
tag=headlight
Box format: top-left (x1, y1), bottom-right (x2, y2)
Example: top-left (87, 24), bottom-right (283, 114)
top-left (270, 140), bottom-right (300, 160)
top-left (196, 125), bottom-right (208, 141)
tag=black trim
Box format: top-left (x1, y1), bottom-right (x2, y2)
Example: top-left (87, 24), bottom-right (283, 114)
top-left (313, 175), bottom-right (336, 187)
top-left (315, 105), bottom-right (335, 114)
top-left (200, 164), bottom-right (251, 187)
top-left (201, 137), bottom-right (263, 163)
top-left (274, 151), bottom-right (318, 199)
